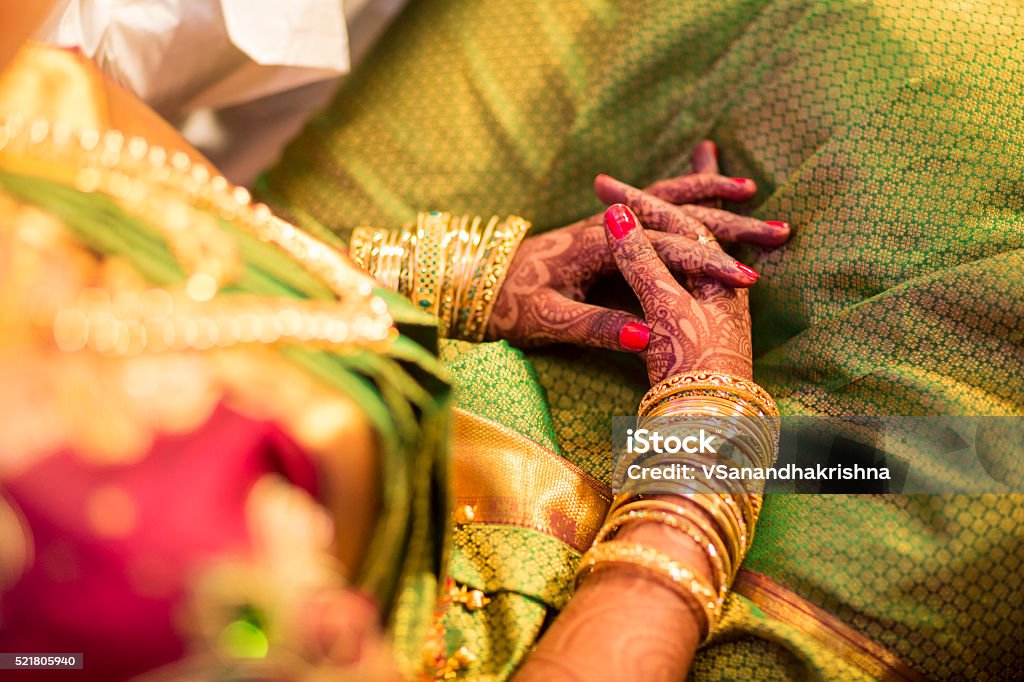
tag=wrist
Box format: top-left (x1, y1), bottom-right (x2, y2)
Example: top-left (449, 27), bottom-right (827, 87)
top-left (614, 514), bottom-right (713, 582)
top-left (572, 372), bottom-right (779, 640)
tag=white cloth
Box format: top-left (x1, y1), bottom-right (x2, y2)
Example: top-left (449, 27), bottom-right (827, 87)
top-left (40, 0), bottom-right (350, 119)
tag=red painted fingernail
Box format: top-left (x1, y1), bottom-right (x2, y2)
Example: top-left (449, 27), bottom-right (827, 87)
top-left (766, 220), bottom-right (789, 232)
top-left (736, 263), bottom-right (760, 281)
top-left (605, 204), bottom-right (637, 239)
top-left (731, 177), bottom-right (750, 186)
top-left (619, 321), bottom-right (651, 352)
top-left (711, 142), bottom-right (719, 159)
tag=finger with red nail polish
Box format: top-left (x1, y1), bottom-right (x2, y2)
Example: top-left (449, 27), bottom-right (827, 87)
top-left (619, 321), bottom-right (651, 352)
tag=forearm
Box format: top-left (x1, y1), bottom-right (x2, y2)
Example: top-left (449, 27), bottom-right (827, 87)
top-left (516, 512), bottom-right (713, 681)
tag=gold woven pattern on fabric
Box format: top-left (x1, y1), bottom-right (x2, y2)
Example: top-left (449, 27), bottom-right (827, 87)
top-left (441, 339), bottom-right (562, 454)
top-left (452, 408), bottom-right (609, 553)
top-left (732, 570), bottom-right (927, 682)
top-left (527, 348), bottom-right (647, 479)
top-left (441, 590), bottom-right (547, 682)
top-left (264, 0), bottom-right (1024, 678)
top-left (696, 594), bottom-right (880, 682)
top-left (447, 524), bottom-right (580, 610)
top-left (747, 494), bottom-right (1024, 681)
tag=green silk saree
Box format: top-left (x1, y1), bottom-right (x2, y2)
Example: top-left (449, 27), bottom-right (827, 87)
top-left (262, 1), bottom-right (1024, 679)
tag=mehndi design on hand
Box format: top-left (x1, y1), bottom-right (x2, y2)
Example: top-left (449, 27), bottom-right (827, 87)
top-left (488, 141), bottom-right (785, 352)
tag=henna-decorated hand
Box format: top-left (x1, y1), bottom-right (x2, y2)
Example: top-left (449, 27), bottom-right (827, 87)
top-left (517, 146), bottom-right (783, 682)
top-left (487, 142), bottom-right (788, 353)
top-left (603, 201), bottom-right (753, 383)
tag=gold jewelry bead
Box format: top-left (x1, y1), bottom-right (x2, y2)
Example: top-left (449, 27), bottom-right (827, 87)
top-left (448, 583), bottom-right (491, 611)
top-left (0, 116), bottom-right (390, 348)
top-left (452, 645), bottom-right (478, 667)
top-left (453, 504), bottom-right (477, 524)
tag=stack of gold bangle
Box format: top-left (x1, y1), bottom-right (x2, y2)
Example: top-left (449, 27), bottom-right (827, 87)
top-left (349, 212), bottom-right (530, 341)
top-left (638, 371), bottom-right (780, 440)
top-left (349, 227), bottom-right (408, 292)
top-left (574, 541), bottom-right (720, 634)
top-left (575, 371), bottom-right (779, 641)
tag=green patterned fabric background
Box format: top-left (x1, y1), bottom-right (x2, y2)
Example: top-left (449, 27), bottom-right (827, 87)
top-left (263, 1), bottom-right (1024, 678)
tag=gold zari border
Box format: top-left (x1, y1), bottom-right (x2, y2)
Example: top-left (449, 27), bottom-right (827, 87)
top-left (451, 408), bottom-right (610, 552)
top-left (733, 569), bottom-right (929, 682)
top-left (450, 410), bottom-right (927, 682)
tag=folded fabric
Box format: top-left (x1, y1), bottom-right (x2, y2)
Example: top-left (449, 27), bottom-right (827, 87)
top-left (39, 0), bottom-right (349, 118)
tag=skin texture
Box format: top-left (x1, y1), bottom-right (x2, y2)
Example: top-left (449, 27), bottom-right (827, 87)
top-left (516, 521), bottom-right (711, 682)
top-left (604, 198), bottom-right (754, 382)
top-left (515, 143), bottom-right (773, 681)
top-left (488, 143), bottom-right (787, 353)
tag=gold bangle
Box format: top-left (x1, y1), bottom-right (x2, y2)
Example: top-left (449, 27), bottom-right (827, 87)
top-left (639, 392), bottom-right (779, 469)
top-left (436, 215), bottom-right (467, 334)
top-left (642, 391), bottom-right (778, 447)
top-left (673, 477), bottom-right (760, 548)
top-left (644, 393), bottom-right (760, 419)
top-left (609, 498), bottom-right (736, 581)
top-left (640, 371), bottom-right (778, 415)
top-left (379, 227), bottom-right (407, 292)
top-left (458, 215), bottom-right (530, 342)
top-left (574, 541), bottom-right (720, 638)
top-left (449, 215), bottom-right (484, 323)
top-left (643, 389), bottom-right (777, 440)
top-left (639, 371), bottom-right (779, 419)
top-left (678, 487), bottom-right (747, 559)
top-left (348, 226), bottom-right (377, 271)
top-left (411, 211), bottom-right (450, 316)
top-left (396, 222), bottom-right (416, 298)
top-left (453, 215), bottom-right (499, 336)
top-left (350, 226), bottom-right (402, 290)
top-left (597, 508), bottom-right (730, 601)
top-left (640, 489), bottom-right (746, 567)
top-left (349, 212), bottom-right (529, 341)
top-left (638, 407), bottom-right (774, 473)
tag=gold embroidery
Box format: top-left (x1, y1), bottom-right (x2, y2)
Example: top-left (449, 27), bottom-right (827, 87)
top-left (0, 108), bottom-right (395, 470)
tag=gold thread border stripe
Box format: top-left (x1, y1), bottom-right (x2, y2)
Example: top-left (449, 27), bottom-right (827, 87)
top-left (733, 569), bottom-right (930, 682)
top-left (451, 408), bottom-right (611, 552)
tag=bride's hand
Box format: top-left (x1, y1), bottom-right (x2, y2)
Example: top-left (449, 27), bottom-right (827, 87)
top-left (602, 201), bottom-right (753, 383)
top-left (488, 143), bottom-right (786, 352)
